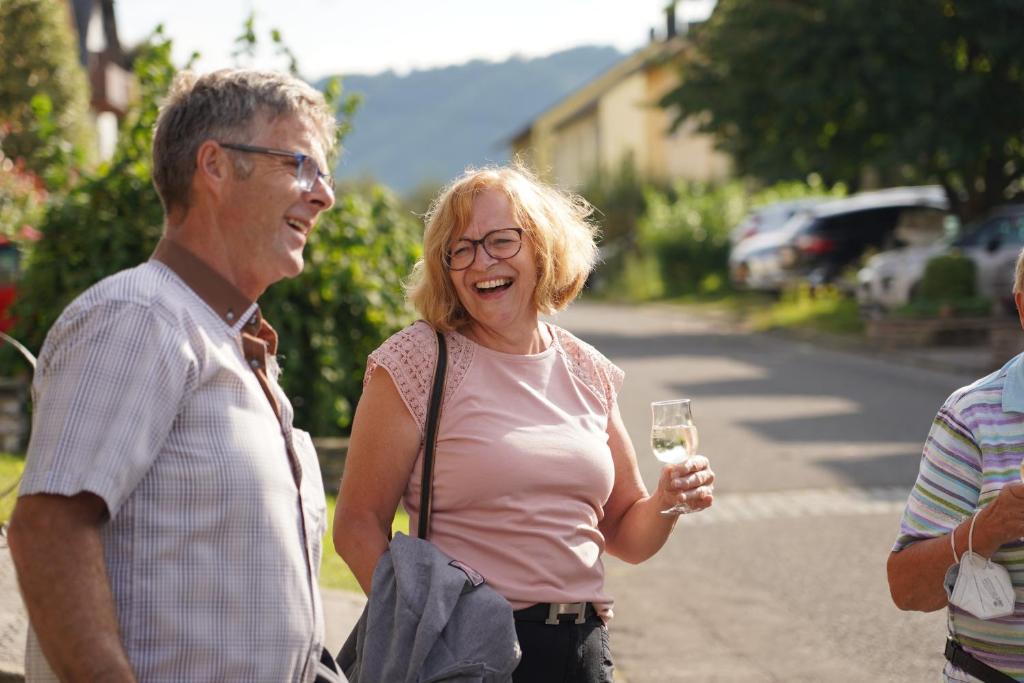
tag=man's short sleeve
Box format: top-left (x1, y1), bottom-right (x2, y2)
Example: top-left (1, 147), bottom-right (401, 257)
top-left (892, 398), bottom-right (982, 552)
top-left (20, 299), bottom-right (196, 517)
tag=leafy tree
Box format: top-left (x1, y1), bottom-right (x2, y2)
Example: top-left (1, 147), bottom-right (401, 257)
top-left (0, 0), bottom-right (95, 188)
top-left (661, 0), bottom-right (1024, 221)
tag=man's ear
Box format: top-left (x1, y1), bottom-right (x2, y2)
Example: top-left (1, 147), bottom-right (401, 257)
top-left (194, 140), bottom-right (231, 197)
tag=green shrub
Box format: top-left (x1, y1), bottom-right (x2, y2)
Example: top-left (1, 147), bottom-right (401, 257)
top-left (917, 253), bottom-right (977, 301)
top-left (634, 181), bottom-right (746, 298)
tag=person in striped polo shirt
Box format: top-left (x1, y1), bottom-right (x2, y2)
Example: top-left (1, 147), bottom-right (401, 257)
top-left (889, 246), bottom-right (1024, 683)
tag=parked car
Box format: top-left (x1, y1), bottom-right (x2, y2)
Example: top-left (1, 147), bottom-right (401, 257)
top-left (728, 198), bottom-right (823, 288)
top-left (857, 203), bottom-right (1024, 313)
top-left (730, 186), bottom-right (949, 293)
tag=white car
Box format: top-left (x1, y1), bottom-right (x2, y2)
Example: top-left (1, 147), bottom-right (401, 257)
top-left (728, 198), bottom-right (823, 289)
top-left (857, 204), bottom-right (1024, 312)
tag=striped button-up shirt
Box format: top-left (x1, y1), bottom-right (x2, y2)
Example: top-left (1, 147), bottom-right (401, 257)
top-left (894, 352), bottom-right (1024, 681)
top-left (20, 240), bottom-right (327, 682)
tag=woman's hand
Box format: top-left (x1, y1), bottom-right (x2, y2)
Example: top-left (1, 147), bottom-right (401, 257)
top-left (657, 456), bottom-right (714, 513)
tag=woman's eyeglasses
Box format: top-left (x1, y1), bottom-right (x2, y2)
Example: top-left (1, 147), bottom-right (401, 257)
top-left (445, 228), bottom-right (523, 271)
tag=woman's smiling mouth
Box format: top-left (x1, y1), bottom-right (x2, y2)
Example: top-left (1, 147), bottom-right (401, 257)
top-left (475, 278), bottom-right (513, 293)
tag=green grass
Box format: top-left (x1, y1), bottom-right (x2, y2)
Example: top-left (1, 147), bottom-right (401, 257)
top-left (320, 494), bottom-right (408, 592)
top-left (655, 288), bottom-right (863, 335)
top-left (750, 286), bottom-right (864, 335)
top-left (0, 452), bottom-right (23, 523)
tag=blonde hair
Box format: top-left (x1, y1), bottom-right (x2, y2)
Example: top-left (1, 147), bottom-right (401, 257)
top-left (152, 69), bottom-right (337, 218)
top-left (408, 165), bottom-right (599, 331)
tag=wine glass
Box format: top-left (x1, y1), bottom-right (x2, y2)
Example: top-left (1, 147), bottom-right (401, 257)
top-left (651, 398), bottom-right (700, 516)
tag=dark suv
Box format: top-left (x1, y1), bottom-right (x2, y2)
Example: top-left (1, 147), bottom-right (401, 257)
top-left (776, 186), bottom-right (950, 287)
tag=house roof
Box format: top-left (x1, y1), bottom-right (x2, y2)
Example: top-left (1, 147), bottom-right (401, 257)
top-left (506, 36), bottom-right (689, 146)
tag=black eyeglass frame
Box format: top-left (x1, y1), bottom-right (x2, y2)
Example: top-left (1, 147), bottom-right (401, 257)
top-left (445, 227), bottom-right (524, 271)
top-left (218, 142), bottom-right (334, 192)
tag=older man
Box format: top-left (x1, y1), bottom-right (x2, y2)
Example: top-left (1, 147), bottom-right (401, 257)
top-left (8, 69), bottom-right (338, 682)
top-left (889, 247), bottom-right (1024, 683)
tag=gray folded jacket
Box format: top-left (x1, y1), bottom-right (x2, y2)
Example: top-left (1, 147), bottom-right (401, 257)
top-left (337, 532), bottom-right (521, 683)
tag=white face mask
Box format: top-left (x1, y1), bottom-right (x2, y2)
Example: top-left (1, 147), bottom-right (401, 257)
top-left (943, 513), bottom-right (1015, 620)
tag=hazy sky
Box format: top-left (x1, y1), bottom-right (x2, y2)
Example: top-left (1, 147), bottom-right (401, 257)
top-left (117, 1), bottom-right (716, 80)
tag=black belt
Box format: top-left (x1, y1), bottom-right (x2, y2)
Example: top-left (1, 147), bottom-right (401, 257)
top-left (513, 602), bottom-right (598, 625)
top-left (945, 639), bottom-right (1018, 683)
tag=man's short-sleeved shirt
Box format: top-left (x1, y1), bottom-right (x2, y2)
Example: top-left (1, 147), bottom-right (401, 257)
top-left (19, 240), bottom-right (327, 682)
top-left (894, 352), bottom-right (1024, 681)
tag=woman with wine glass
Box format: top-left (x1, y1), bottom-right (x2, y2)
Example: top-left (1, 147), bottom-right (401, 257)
top-left (333, 164), bottom-right (714, 682)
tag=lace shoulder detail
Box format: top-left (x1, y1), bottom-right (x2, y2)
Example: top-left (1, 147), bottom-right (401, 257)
top-left (551, 324), bottom-right (624, 414)
top-left (364, 321), bottom-right (474, 435)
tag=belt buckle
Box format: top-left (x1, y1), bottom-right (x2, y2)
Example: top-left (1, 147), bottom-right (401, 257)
top-left (545, 602), bottom-right (587, 625)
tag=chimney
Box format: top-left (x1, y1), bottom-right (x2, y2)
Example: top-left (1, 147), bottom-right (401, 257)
top-left (665, 1), bottom-right (677, 40)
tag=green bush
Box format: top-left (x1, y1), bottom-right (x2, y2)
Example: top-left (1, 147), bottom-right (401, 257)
top-left (917, 253), bottom-right (977, 301)
top-left (632, 181), bottom-right (747, 298)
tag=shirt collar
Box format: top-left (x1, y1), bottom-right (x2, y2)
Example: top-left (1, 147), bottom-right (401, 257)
top-left (150, 238), bottom-right (257, 329)
top-left (1002, 352), bottom-right (1024, 413)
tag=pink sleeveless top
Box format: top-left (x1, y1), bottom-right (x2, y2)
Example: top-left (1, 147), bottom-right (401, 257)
top-left (365, 320), bottom-right (624, 616)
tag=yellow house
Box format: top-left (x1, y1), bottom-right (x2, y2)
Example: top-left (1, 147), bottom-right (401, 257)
top-left (510, 35), bottom-right (730, 190)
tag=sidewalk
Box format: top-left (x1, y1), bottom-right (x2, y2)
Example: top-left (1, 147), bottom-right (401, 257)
top-left (0, 544), bottom-right (365, 682)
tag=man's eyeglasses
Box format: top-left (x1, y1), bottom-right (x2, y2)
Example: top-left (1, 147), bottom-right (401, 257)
top-left (218, 142), bottom-right (334, 192)
top-left (445, 228), bottom-right (524, 271)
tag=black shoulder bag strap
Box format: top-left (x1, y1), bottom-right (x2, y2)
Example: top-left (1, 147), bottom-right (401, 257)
top-left (417, 330), bottom-right (447, 540)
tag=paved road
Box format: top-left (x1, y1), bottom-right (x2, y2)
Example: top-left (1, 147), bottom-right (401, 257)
top-left (548, 302), bottom-right (981, 682)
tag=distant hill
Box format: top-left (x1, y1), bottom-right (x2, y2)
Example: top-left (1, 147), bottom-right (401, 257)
top-left (321, 46), bottom-right (624, 195)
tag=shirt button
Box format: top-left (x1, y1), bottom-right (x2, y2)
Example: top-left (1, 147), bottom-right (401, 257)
top-left (226, 310), bottom-right (235, 322)
top-left (249, 359), bottom-right (260, 369)
top-left (248, 316), bottom-right (259, 327)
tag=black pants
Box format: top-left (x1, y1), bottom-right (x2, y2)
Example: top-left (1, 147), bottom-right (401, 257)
top-left (512, 616), bottom-right (614, 683)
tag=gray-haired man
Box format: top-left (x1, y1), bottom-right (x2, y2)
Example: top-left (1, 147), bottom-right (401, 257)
top-left (8, 69), bottom-right (338, 682)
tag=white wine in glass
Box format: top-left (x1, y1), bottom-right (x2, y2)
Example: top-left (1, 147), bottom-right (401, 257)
top-left (651, 398), bottom-right (700, 515)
